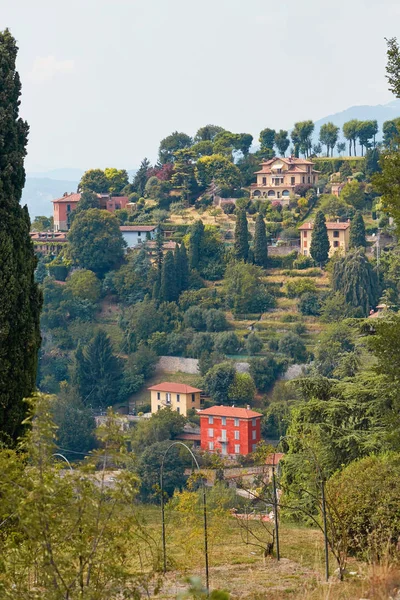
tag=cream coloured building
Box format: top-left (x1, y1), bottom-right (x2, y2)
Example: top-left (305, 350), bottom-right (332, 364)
top-left (298, 221), bottom-right (350, 257)
top-left (250, 156), bottom-right (320, 204)
top-left (148, 382), bottom-right (202, 416)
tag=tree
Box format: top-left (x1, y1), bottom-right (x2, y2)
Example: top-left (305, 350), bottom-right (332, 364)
top-left (357, 120), bottom-right (378, 155)
top-left (228, 372), bottom-right (256, 404)
top-left (349, 211), bottom-right (367, 248)
top-left (292, 121), bottom-right (314, 158)
top-left (332, 248), bottom-right (379, 316)
top-left (204, 362), bottom-right (236, 404)
top-left (246, 332), bottom-right (263, 355)
top-left (373, 151), bottom-right (400, 235)
top-left (189, 220), bottom-right (205, 270)
top-left (249, 356), bottom-right (284, 393)
top-left (65, 269), bottom-right (101, 302)
top-left (79, 169), bottom-right (109, 193)
top-left (205, 309), bottom-right (228, 332)
top-left (234, 209), bottom-right (249, 261)
top-left (259, 128), bottom-right (276, 156)
top-left (234, 133), bottom-right (253, 155)
top-left (274, 130), bottom-right (290, 156)
top-left (184, 306), bottom-right (206, 331)
top-left (68, 209), bottom-right (126, 276)
top-left (343, 120), bottom-right (361, 156)
top-left (137, 440), bottom-right (188, 500)
top-left (195, 154), bottom-right (242, 188)
top-left (160, 250), bottom-right (178, 302)
top-left (75, 330), bottom-right (123, 409)
top-left (74, 190), bottom-right (100, 216)
top-left (159, 131), bottom-right (192, 164)
top-left (309, 211), bottom-right (330, 267)
top-left (223, 261), bottom-right (275, 314)
top-left (132, 157), bottom-right (150, 196)
top-left (194, 124), bottom-right (225, 142)
top-left (179, 241), bottom-right (190, 292)
top-left (0, 29), bottom-right (42, 442)
top-left (382, 118), bottom-right (400, 149)
top-left (385, 37), bottom-right (400, 98)
top-left (131, 407), bottom-right (186, 452)
top-left (214, 331), bottom-right (240, 355)
top-left (340, 180), bottom-right (365, 210)
top-left (52, 387), bottom-right (97, 456)
top-left (278, 333), bottom-right (307, 362)
top-left (31, 215), bottom-right (53, 231)
top-left (104, 168), bottom-right (129, 195)
top-left (319, 122), bottom-right (339, 156)
top-left (253, 213), bottom-right (268, 268)
top-left (336, 142), bottom-right (346, 155)
top-left (298, 292), bottom-right (320, 316)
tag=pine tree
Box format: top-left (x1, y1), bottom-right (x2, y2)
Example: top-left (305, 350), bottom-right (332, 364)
top-left (310, 210), bottom-right (330, 267)
top-left (0, 30), bottom-right (42, 442)
top-left (349, 211), bottom-right (367, 249)
top-left (179, 241), bottom-right (189, 292)
top-left (189, 220), bottom-right (204, 270)
top-left (132, 157), bottom-right (150, 196)
top-left (160, 250), bottom-right (178, 302)
top-left (234, 209), bottom-right (249, 261)
top-left (75, 331), bottom-right (123, 410)
top-left (174, 243), bottom-right (182, 294)
top-left (253, 213), bottom-right (268, 268)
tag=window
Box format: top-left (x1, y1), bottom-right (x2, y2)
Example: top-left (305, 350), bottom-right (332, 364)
top-left (307, 177), bottom-right (310, 184)
top-left (333, 240), bottom-right (339, 248)
top-left (209, 442), bottom-right (214, 451)
top-left (234, 430), bottom-right (240, 440)
top-left (234, 418), bottom-right (239, 427)
top-left (252, 418), bottom-right (257, 427)
top-left (291, 177), bottom-right (295, 185)
top-left (304, 231), bottom-right (307, 238)
top-left (192, 393), bottom-right (195, 402)
top-left (67, 204), bottom-right (71, 212)
top-left (166, 393), bottom-right (171, 404)
top-left (221, 430), bottom-right (227, 441)
top-left (262, 177), bottom-right (266, 185)
top-left (138, 231), bottom-right (141, 237)
top-left (176, 394), bottom-right (180, 403)
top-left (221, 417), bottom-right (226, 426)
top-left (208, 428), bottom-right (214, 437)
top-left (234, 444), bottom-right (240, 454)
top-left (252, 430), bottom-right (257, 440)
top-left (208, 416), bottom-right (214, 424)
top-left (176, 407), bottom-right (180, 414)
top-left (277, 168), bottom-right (282, 174)
top-left (252, 444), bottom-right (257, 452)
top-left (302, 177), bottom-right (305, 183)
top-left (304, 241), bottom-right (307, 248)
top-left (304, 249), bottom-right (308, 256)
top-left (333, 231), bottom-right (339, 238)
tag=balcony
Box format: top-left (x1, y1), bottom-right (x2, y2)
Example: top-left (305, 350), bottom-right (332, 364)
top-left (217, 436), bottom-right (228, 443)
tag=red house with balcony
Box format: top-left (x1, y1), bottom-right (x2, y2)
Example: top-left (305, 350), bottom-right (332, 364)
top-left (200, 405), bottom-right (262, 456)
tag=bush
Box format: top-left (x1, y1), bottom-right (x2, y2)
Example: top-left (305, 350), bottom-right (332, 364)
top-left (214, 331), bottom-right (241, 355)
top-left (249, 355), bottom-right (286, 393)
top-left (184, 306), bottom-right (206, 331)
top-left (298, 292), bottom-right (321, 316)
top-left (221, 202), bottom-right (235, 214)
top-left (286, 278), bottom-right (317, 298)
top-left (293, 254), bottom-right (315, 270)
top-left (205, 309), bottom-right (228, 332)
top-left (267, 251), bottom-right (297, 269)
top-left (278, 333), bottom-right (308, 363)
top-left (245, 332), bottom-right (263, 355)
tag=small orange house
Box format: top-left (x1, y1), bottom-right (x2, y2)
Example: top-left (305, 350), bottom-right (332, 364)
top-left (53, 192), bottom-right (129, 231)
top-left (148, 382), bottom-right (202, 416)
top-left (299, 220), bottom-right (350, 257)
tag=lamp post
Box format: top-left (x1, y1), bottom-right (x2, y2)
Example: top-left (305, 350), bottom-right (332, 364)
top-left (160, 441), bottom-right (209, 593)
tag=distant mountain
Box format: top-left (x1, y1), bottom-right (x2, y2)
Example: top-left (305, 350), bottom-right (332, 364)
top-left (22, 177), bottom-right (79, 219)
top-left (27, 168), bottom-right (84, 182)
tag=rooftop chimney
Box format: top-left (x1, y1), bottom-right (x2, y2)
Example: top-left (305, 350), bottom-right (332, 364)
top-left (246, 405), bottom-right (250, 410)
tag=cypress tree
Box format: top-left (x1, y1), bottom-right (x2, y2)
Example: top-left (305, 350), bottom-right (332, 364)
top-left (189, 219), bottom-right (204, 270)
top-left (310, 210), bottom-right (330, 267)
top-left (179, 241), bottom-right (190, 292)
top-left (160, 250), bottom-right (178, 302)
top-left (349, 211), bottom-right (367, 248)
top-left (174, 243), bottom-right (182, 294)
top-left (253, 213), bottom-right (268, 268)
top-left (0, 30), bottom-right (42, 442)
top-left (152, 227), bottom-right (164, 299)
top-left (234, 209), bottom-right (249, 261)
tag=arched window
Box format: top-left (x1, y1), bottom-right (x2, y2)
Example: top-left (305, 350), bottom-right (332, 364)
top-left (253, 190), bottom-right (261, 197)
top-left (282, 190), bottom-right (290, 197)
top-left (267, 190), bottom-right (276, 197)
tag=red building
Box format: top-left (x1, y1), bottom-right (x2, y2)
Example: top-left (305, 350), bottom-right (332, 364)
top-left (53, 192), bottom-right (130, 231)
top-left (200, 406), bottom-right (262, 456)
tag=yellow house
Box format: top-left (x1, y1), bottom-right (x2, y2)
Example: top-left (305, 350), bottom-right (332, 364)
top-left (298, 221), bottom-right (350, 257)
top-left (148, 382), bottom-right (202, 416)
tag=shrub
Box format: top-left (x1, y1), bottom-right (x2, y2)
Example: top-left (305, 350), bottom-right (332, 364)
top-left (249, 355), bottom-right (286, 393)
top-left (286, 278), bottom-right (317, 298)
top-left (298, 292), bottom-right (321, 316)
top-left (205, 309), bottom-right (228, 332)
top-left (293, 254), bottom-right (315, 270)
top-left (221, 202), bottom-right (235, 214)
top-left (278, 333), bottom-right (308, 363)
top-left (214, 331), bottom-right (241, 355)
top-left (184, 306), bottom-right (206, 331)
top-left (245, 332), bottom-right (263, 355)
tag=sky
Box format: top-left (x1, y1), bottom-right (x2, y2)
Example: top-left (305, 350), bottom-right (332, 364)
top-left (1, 0), bottom-right (399, 173)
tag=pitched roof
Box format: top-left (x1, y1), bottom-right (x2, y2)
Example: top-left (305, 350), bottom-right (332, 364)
top-left (148, 382), bottom-right (202, 393)
top-left (30, 232), bottom-right (67, 241)
top-left (199, 405), bottom-right (262, 419)
top-left (298, 221), bottom-right (350, 231)
top-left (52, 193), bottom-right (129, 204)
top-left (52, 193), bottom-right (81, 203)
top-left (120, 225), bottom-right (158, 232)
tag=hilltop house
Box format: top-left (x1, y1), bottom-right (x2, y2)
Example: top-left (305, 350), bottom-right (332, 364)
top-left (299, 220), bottom-right (350, 257)
top-left (53, 192), bottom-right (129, 231)
top-left (120, 225), bottom-right (159, 249)
top-left (148, 382), bottom-right (202, 416)
top-left (30, 231), bottom-right (68, 255)
top-left (250, 156), bottom-right (320, 204)
top-left (200, 405), bottom-right (262, 456)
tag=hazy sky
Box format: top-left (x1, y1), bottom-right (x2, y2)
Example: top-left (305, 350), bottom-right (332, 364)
top-left (1, 0), bottom-right (398, 172)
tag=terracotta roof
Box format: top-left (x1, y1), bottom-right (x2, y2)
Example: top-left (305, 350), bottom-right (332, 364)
top-left (298, 221), bottom-right (350, 231)
top-left (52, 193), bottom-right (129, 204)
top-left (261, 157), bottom-right (315, 166)
top-left (148, 382), bottom-right (202, 393)
top-left (52, 193), bottom-right (81, 203)
top-left (145, 240), bottom-right (177, 250)
top-left (120, 225), bottom-right (158, 232)
top-left (30, 232), bottom-right (67, 241)
top-left (176, 433), bottom-right (201, 441)
top-left (199, 405), bottom-right (262, 419)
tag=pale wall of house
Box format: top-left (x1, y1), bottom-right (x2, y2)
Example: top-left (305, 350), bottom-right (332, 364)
top-left (300, 228), bottom-right (350, 257)
top-left (150, 390), bottom-right (201, 416)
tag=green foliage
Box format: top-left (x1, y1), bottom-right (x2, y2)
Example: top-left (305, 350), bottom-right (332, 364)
top-left (159, 131), bottom-right (193, 163)
top-left (298, 292), bottom-right (320, 316)
top-left (245, 332), bottom-right (263, 355)
top-left (74, 330), bottom-right (123, 409)
top-left (223, 261), bottom-right (275, 315)
top-left (234, 209), bottom-right (249, 261)
top-left (314, 322), bottom-right (355, 377)
top-left (195, 154), bottom-right (242, 188)
top-left (79, 168), bottom-right (109, 193)
top-left (253, 213), bottom-right (268, 268)
top-left (327, 453), bottom-right (400, 558)
top-left (204, 361), bottom-right (236, 404)
top-left (137, 439), bottom-right (189, 501)
top-left (319, 291), bottom-right (358, 323)
top-left (319, 122), bottom-right (339, 156)
top-left (286, 278), bottom-right (317, 298)
top-left (349, 211), bottom-right (367, 248)
top-left (274, 129), bottom-right (290, 156)
top-left (31, 215), bottom-right (53, 231)
top-left (132, 157), bottom-right (151, 196)
top-left (189, 219), bottom-right (205, 270)
top-left (160, 250), bottom-right (178, 302)
top-left (343, 119), bottom-right (361, 156)
top-left (214, 331), bottom-right (240, 355)
top-left (0, 30), bottom-right (42, 442)
top-left (291, 120), bottom-right (314, 158)
top-left (249, 355), bottom-right (285, 393)
top-left (341, 180), bottom-right (365, 209)
top-left (69, 209), bottom-right (126, 276)
top-left (332, 248), bottom-right (379, 316)
top-left (228, 372), bottom-right (256, 404)
top-left (278, 333), bottom-right (308, 363)
top-left (373, 148), bottom-right (400, 236)
top-left (52, 386), bottom-right (97, 456)
top-left (309, 210), bottom-right (330, 267)
top-left (319, 194), bottom-right (352, 220)
top-left (109, 248), bottom-right (155, 303)
top-left (292, 254), bottom-right (315, 270)
top-left (65, 269), bottom-right (101, 302)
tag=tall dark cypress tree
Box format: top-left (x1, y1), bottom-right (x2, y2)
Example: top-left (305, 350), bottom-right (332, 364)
top-left (0, 30), bottom-right (42, 442)
top-left (253, 213), bottom-right (268, 268)
top-left (349, 211), bottom-right (367, 249)
top-left (160, 250), bottom-right (178, 302)
top-left (152, 227), bottom-right (164, 299)
top-left (234, 209), bottom-right (249, 261)
top-left (189, 219), bottom-right (204, 270)
top-left (174, 243), bottom-right (182, 294)
top-left (310, 210), bottom-right (330, 267)
top-left (180, 241), bottom-right (189, 292)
